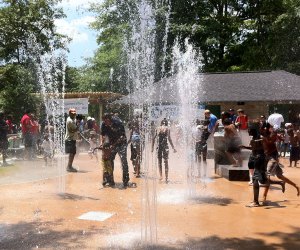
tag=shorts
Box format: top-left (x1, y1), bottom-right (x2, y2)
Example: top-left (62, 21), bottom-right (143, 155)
top-left (130, 142), bottom-right (141, 162)
top-left (195, 141), bottom-right (207, 155)
top-left (253, 169), bottom-right (268, 183)
top-left (267, 159), bottom-right (283, 176)
top-left (248, 153), bottom-right (265, 170)
top-left (65, 140), bottom-right (76, 154)
top-left (43, 151), bottom-right (53, 158)
top-left (290, 146), bottom-right (300, 161)
top-left (24, 133), bottom-right (34, 147)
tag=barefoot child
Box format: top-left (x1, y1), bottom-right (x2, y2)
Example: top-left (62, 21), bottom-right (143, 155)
top-left (88, 130), bottom-right (99, 162)
top-left (41, 134), bottom-right (54, 166)
top-left (94, 142), bottom-right (114, 187)
top-left (242, 124), bottom-right (268, 207)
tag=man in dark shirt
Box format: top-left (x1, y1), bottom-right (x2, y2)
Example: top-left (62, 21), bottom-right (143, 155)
top-left (0, 112), bottom-right (9, 166)
top-left (101, 113), bottom-right (129, 187)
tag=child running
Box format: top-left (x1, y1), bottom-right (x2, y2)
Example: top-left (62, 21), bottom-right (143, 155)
top-left (242, 124), bottom-right (268, 207)
top-left (261, 124), bottom-right (299, 203)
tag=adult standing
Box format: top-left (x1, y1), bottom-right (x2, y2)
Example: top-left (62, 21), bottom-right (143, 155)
top-left (65, 108), bottom-right (78, 172)
top-left (204, 110), bottom-right (218, 134)
top-left (101, 113), bottom-right (129, 187)
top-left (235, 109), bottom-right (250, 146)
top-left (0, 112), bottom-right (9, 166)
top-left (20, 110), bottom-right (33, 160)
top-left (228, 108), bottom-right (237, 124)
top-left (267, 112), bottom-right (284, 130)
top-left (204, 110), bottom-right (218, 148)
top-left (223, 118), bottom-right (243, 167)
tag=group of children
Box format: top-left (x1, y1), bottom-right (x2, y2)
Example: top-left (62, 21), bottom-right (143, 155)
top-left (244, 122), bottom-right (299, 207)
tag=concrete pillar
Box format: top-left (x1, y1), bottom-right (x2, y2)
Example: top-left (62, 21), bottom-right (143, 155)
top-left (99, 103), bottom-right (103, 125)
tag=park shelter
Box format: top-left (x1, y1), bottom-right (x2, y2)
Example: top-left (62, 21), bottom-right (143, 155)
top-left (115, 70), bottom-right (300, 123)
top-left (44, 92), bottom-right (123, 123)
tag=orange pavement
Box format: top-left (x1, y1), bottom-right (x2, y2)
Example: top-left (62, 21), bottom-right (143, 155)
top-left (0, 152), bottom-right (300, 249)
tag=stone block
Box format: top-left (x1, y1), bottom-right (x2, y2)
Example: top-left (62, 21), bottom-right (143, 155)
top-left (216, 164), bottom-right (250, 181)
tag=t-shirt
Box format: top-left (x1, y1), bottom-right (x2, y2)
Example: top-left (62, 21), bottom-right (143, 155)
top-left (236, 115), bottom-right (248, 130)
top-left (42, 139), bottom-right (54, 153)
top-left (208, 114), bottom-right (218, 133)
top-left (20, 114), bottom-right (31, 134)
top-left (30, 120), bottom-right (39, 135)
top-left (193, 126), bottom-right (203, 142)
top-left (65, 117), bottom-right (78, 141)
top-left (101, 118), bottom-right (127, 145)
top-left (267, 113), bottom-right (284, 130)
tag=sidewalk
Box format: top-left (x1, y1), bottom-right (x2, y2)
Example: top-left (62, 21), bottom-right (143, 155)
top-left (0, 152), bottom-right (299, 249)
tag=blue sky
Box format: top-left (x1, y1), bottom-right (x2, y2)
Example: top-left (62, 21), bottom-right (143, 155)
top-left (55, 0), bottom-right (102, 67)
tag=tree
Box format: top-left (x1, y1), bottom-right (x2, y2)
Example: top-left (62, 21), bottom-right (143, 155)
top-left (88, 0), bottom-right (129, 94)
top-left (0, 0), bottom-right (68, 120)
top-left (0, 64), bottom-right (41, 122)
top-left (268, 0), bottom-right (300, 75)
top-left (0, 0), bottom-right (67, 64)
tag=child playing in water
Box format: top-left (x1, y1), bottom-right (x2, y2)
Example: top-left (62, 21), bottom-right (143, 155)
top-left (93, 141), bottom-right (114, 187)
top-left (41, 134), bottom-right (54, 166)
top-left (241, 123), bottom-right (268, 207)
top-left (88, 130), bottom-right (99, 162)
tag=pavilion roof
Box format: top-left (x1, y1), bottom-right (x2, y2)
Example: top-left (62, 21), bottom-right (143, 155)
top-left (115, 70), bottom-right (300, 104)
top-left (39, 92), bottom-right (123, 103)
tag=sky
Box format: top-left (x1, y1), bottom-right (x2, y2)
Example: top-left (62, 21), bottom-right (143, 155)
top-left (55, 0), bottom-right (103, 67)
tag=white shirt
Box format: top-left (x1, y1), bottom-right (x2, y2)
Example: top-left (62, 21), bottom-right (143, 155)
top-left (42, 139), bottom-right (54, 153)
top-left (267, 113), bottom-right (284, 129)
top-left (193, 125), bottom-right (203, 142)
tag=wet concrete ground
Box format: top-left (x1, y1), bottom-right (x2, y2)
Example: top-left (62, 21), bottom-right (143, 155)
top-left (0, 150), bottom-right (300, 249)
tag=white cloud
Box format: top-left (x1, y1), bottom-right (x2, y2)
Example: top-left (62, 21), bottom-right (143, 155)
top-left (55, 0), bottom-right (101, 66)
top-left (72, 16), bottom-right (96, 27)
top-left (55, 17), bottom-right (94, 43)
top-left (58, 0), bottom-right (102, 9)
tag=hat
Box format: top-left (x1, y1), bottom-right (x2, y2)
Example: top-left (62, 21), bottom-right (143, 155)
top-left (285, 123), bottom-right (292, 128)
top-left (204, 109), bottom-right (210, 114)
top-left (87, 116), bottom-right (92, 121)
top-left (69, 108), bottom-right (76, 114)
top-left (237, 109), bottom-right (244, 112)
top-left (229, 108), bottom-right (234, 112)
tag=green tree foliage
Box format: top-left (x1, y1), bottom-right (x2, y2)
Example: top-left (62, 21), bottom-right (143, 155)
top-left (82, 0), bottom-right (299, 95)
top-left (0, 64), bottom-right (40, 122)
top-left (0, 0), bottom-right (67, 120)
top-left (0, 0), bottom-right (66, 64)
top-left (88, 0), bottom-right (130, 94)
top-left (268, 0), bottom-right (300, 74)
